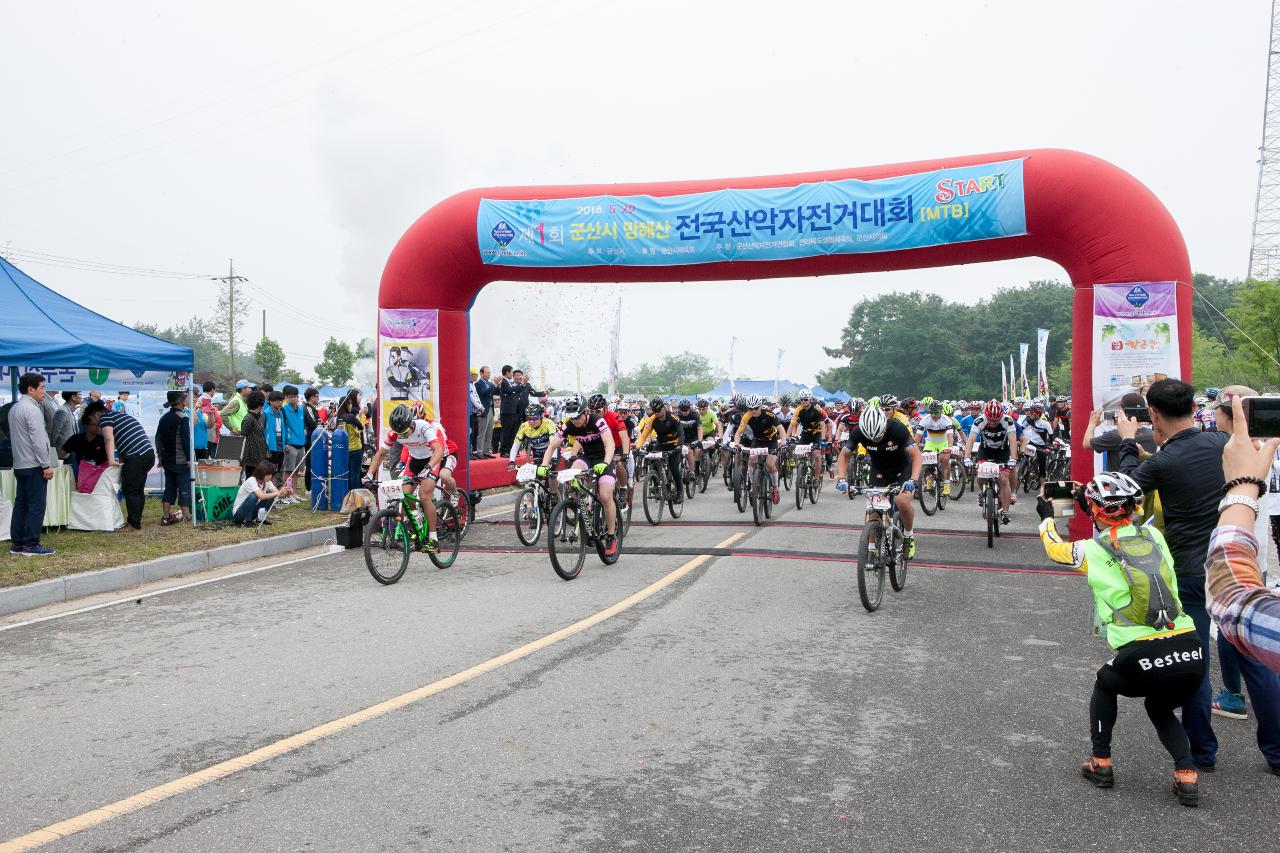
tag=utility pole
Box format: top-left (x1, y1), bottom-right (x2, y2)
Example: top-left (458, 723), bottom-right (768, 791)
top-left (1249, 0), bottom-right (1280, 281)
top-left (262, 309), bottom-right (267, 340)
top-left (213, 259), bottom-right (249, 377)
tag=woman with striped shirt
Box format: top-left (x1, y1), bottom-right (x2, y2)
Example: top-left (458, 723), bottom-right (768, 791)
top-left (83, 400), bottom-right (155, 530)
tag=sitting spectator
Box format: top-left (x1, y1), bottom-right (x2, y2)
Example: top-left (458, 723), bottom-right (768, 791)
top-left (232, 461), bottom-right (292, 526)
top-left (1208, 394), bottom-right (1280, 676)
top-left (62, 416), bottom-right (109, 495)
top-left (155, 390), bottom-right (192, 525)
top-left (238, 391), bottom-right (269, 479)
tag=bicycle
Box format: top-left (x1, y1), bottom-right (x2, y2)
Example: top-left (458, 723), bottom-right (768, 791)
top-left (1046, 439), bottom-right (1070, 481)
top-left (641, 446), bottom-right (684, 525)
top-left (746, 446), bottom-right (774, 526)
top-left (513, 461), bottom-right (556, 547)
top-left (855, 484), bottom-right (908, 612)
top-left (846, 452), bottom-right (870, 500)
top-left (948, 449), bottom-right (968, 500)
top-left (792, 443), bottom-right (822, 510)
top-left (778, 441), bottom-right (794, 492)
top-left (547, 467), bottom-right (623, 580)
top-left (696, 438), bottom-right (717, 493)
top-left (1017, 447), bottom-right (1042, 495)
top-left (364, 478), bottom-right (461, 584)
top-left (730, 444), bottom-right (750, 513)
top-left (917, 451), bottom-right (948, 515)
top-left (681, 445), bottom-right (697, 501)
top-left (973, 460), bottom-right (1004, 549)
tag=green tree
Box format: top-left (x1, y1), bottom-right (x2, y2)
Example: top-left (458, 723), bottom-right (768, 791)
top-left (597, 351), bottom-right (722, 396)
top-left (314, 337), bottom-right (356, 386)
top-left (1227, 278), bottom-right (1280, 389)
top-left (355, 337), bottom-right (375, 361)
top-left (1190, 273), bottom-right (1240, 344)
top-left (253, 336), bottom-right (286, 383)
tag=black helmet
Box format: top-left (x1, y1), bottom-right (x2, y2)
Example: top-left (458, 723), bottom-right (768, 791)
top-left (696, 398), bottom-right (708, 408)
top-left (678, 398), bottom-right (691, 410)
top-left (389, 404), bottom-right (414, 433)
top-left (649, 396), bottom-right (666, 411)
top-left (562, 396), bottom-right (584, 416)
top-left (525, 403), bottom-right (545, 419)
top-left (587, 393), bottom-right (607, 410)
top-left (779, 394), bottom-right (792, 405)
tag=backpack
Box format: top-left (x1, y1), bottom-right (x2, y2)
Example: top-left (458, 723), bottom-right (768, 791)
top-left (1093, 526), bottom-right (1181, 631)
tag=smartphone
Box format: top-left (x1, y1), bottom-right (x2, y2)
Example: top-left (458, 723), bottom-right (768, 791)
top-left (1241, 396), bottom-right (1280, 438)
top-left (1103, 410), bottom-right (1116, 424)
top-left (1043, 480), bottom-right (1078, 501)
top-left (1123, 404), bottom-right (1152, 424)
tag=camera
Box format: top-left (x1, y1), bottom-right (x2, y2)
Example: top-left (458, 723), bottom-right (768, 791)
top-left (1042, 480), bottom-right (1079, 518)
top-left (1240, 396), bottom-right (1280, 438)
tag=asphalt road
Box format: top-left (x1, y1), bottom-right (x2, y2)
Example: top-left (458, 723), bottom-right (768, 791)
top-left (2, 468), bottom-right (1277, 851)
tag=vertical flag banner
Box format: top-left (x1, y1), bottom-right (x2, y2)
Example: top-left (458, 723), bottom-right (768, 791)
top-left (607, 298), bottom-right (621, 398)
top-left (1036, 328), bottom-right (1050, 397)
top-left (1019, 343), bottom-right (1030, 398)
top-left (378, 308), bottom-right (438, 431)
top-left (1001, 361), bottom-right (1008, 402)
top-left (1091, 282), bottom-right (1180, 409)
top-left (1009, 355), bottom-right (1016, 398)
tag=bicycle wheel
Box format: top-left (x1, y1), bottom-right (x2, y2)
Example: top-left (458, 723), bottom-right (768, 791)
top-left (452, 491), bottom-right (471, 541)
top-left (616, 482), bottom-right (633, 540)
top-left (809, 463), bottom-right (821, 504)
top-left (548, 497), bottom-right (586, 580)
top-left (429, 504), bottom-right (461, 569)
top-left (514, 485), bottom-right (542, 547)
top-left (722, 451), bottom-right (733, 488)
top-left (937, 472), bottom-right (948, 512)
top-left (594, 498), bottom-right (621, 565)
top-left (643, 467), bottom-right (665, 526)
top-left (734, 460), bottom-right (748, 513)
top-left (795, 459), bottom-right (807, 510)
top-left (365, 508), bottom-right (410, 585)
top-left (857, 519), bottom-right (886, 612)
top-left (669, 471), bottom-right (685, 518)
top-left (780, 455), bottom-right (792, 492)
top-left (889, 524), bottom-right (908, 591)
top-left (919, 468), bottom-right (938, 516)
top-left (699, 455), bottom-right (710, 493)
top-left (950, 462), bottom-right (966, 499)
top-left (985, 484), bottom-right (996, 549)
top-left (751, 467), bottom-right (765, 526)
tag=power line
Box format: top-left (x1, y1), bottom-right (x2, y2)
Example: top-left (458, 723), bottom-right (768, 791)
top-left (2, 245), bottom-right (212, 279)
top-left (1195, 287), bottom-right (1280, 369)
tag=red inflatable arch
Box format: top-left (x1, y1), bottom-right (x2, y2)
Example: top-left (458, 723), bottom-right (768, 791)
top-left (380, 148), bottom-right (1191, 536)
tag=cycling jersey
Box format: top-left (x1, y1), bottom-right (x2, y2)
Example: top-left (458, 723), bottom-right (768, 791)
top-left (1194, 407), bottom-right (1216, 432)
top-left (675, 409), bottom-right (702, 444)
top-left (791, 403), bottom-right (829, 438)
top-left (698, 410), bottom-right (718, 437)
top-left (383, 419), bottom-right (454, 460)
top-left (916, 414), bottom-right (955, 451)
top-left (955, 414), bottom-right (975, 437)
top-left (509, 419), bottom-right (556, 461)
top-left (970, 414), bottom-right (1018, 464)
top-left (890, 411), bottom-right (911, 427)
top-left (638, 413), bottom-right (683, 448)
top-left (597, 409), bottom-right (629, 448)
top-left (738, 410), bottom-right (782, 447)
top-left (559, 415), bottom-right (613, 464)
top-left (849, 419), bottom-right (915, 484)
top-left (1020, 416), bottom-right (1055, 447)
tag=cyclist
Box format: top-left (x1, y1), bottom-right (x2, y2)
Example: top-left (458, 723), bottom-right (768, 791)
top-left (587, 393), bottom-right (634, 502)
top-left (718, 395), bottom-right (744, 480)
top-left (1036, 472), bottom-right (1202, 805)
top-left (1050, 394), bottom-right (1072, 442)
top-left (840, 405), bottom-right (922, 557)
top-left (962, 399), bottom-right (1017, 525)
top-left (695, 398), bottom-right (720, 474)
top-left (879, 394), bottom-right (911, 428)
top-left (674, 399), bottom-right (704, 484)
top-left (956, 401), bottom-right (978, 439)
top-left (539, 396), bottom-right (619, 557)
top-left (732, 393), bottom-right (783, 504)
top-left (776, 394), bottom-right (794, 424)
top-left (1195, 388), bottom-right (1220, 431)
top-left (637, 396), bottom-right (685, 499)
top-left (1019, 399), bottom-right (1056, 482)
top-left (787, 389), bottom-right (831, 478)
top-left (366, 403), bottom-right (459, 551)
top-left (915, 399), bottom-right (958, 496)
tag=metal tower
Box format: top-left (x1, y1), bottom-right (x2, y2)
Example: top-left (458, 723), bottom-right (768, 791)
top-left (1249, 0), bottom-right (1280, 281)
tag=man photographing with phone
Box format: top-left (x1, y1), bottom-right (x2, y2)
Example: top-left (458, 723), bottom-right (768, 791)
top-left (1114, 378), bottom-right (1280, 775)
top-left (1083, 392), bottom-right (1157, 471)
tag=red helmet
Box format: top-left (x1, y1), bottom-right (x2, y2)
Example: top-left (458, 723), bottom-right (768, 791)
top-left (982, 399), bottom-right (1003, 421)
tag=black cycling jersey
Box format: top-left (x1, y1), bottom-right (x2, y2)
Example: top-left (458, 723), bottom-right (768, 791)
top-left (647, 413), bottom-right (684, 448)
top-left (792, 404), bottom-right (828, 435)
top-left (559, 415), bottom-right (612, 464)
top-left (675, 409), bottom-right (701, 443)
top-left (719, 407), bottom-right (741, 428)
top-left (850, 419), bottom-right (915, 482)
top-left (739, 410), bottom-right (782, 446)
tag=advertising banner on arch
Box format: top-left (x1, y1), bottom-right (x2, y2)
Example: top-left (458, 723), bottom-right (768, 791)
top-left (378, 308), bottom-right (438, 433)
top-left (477, 159), bottom-right (1026, 268)
top-left (1091, 282), bottom-right (1180, 409)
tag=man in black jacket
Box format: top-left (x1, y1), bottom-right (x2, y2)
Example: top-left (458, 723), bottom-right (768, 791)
top-left (1115, 378), bottom-right (1280, 774)
top-left (155, 391), bottom-right (192, 524)
top-left (303, 387), bottom-right (321, 492)
top-left (499, 366), bottom-right (531, 456)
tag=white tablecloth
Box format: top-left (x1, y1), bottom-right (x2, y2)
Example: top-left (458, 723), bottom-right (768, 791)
top-left (0, 463), bottom-right (73, 539)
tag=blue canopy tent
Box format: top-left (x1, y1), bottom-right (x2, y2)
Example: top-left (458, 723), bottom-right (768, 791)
top-left (704, 378), bottom-right (808, 399)
top-left (808, 384), bottom-right (834, 398)
top-left (826, 389), bottom-right (852, 402)
top-left (1, 257), bottom-right (196, 527)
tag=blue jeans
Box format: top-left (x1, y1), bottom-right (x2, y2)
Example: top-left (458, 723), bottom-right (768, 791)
top-left (162, 463), bottom-right (191, 509)
top-left (1179, 573), bottom-right (1280, 768)
top-left (10, 466), bottom-right (47, 548)
top-left (231, 493), bottom-right (275, 525)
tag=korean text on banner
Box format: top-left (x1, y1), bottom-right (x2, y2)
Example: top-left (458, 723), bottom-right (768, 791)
top-left (1091, 283), bottom-right (1180, 409)
top-left (1, 367), bottom-right (190, 392)
top-left (378, 309), bottom-right (439, 432)
top-left (477, 159), bottom-right (1027, 268)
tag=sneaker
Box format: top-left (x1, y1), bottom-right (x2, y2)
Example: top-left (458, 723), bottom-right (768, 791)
top-left (1172, 769), bottom-right (1199, 807)
top-left (1081, 757), bottom-right (1114, 788)
top-left (904, 536), bottom-right (916, 559)
top-left (772, 487), bottom-right (780, 505)
top-left (423, 537), bottom-right (438, 553)
top-left (22, 545), bottom-right (56, 557)
top-left (9, 546), bottom-right (26, 556)
top-left (943, 483), bottom-right (951, 497)
top-left (603, 534), bottom-right (618, 557)
top-left (1211, 688), bottom-right (1247, 720)
top-left (836, 479), bottom-right (848, 493)
top-left (1000, 510), bottom-right (1011, 525)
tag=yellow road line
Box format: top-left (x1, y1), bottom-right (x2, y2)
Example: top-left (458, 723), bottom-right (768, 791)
top-left (0, 532), bottom-right (745, 852)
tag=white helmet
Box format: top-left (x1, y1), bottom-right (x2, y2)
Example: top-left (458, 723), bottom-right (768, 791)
top-left (859, 405), bottom-right (888, 442)
top-left (797, 389), bottom-right (813, 402)
top-left (743, 394), bottom-right (763, 409)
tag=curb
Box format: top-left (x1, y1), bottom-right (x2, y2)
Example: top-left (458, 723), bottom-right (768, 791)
top-left (0, 526), bottom-right (339, 618)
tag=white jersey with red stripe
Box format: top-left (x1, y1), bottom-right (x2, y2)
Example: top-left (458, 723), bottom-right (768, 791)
top-left (383, 419), bottom-right (457, 460)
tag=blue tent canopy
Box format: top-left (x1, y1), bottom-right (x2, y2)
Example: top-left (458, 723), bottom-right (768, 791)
top-left (0, 257), bottom-right (192, 370)
top-left (826, 389), bottom-right (852, 402)
top-left (808, 384), bottom-right (834, 398)
top-left (704, 379), bottom-right (807, 398)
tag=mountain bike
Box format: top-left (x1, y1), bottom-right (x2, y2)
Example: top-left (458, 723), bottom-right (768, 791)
top-left (364, 479), bottom-right (461, 584)
top-left (681, 445), bottom-right (697, 501)
top-left (846, 453), bottom-right (870, 500)
top-left (696, 438), bottom-right (717, 493)
top-left (778, 442), bottom-right (794, 492)
top-left (513, 461), bottom-right (556, 546)
top-left (1017, 447), bottom-right (1042, 494)
top-left (793, 443), bottom-right (822, 510)
top-left (730, 445), bottom-right (749, 513)
top-left (1046, 439), bottom-right (1070, 481)
top-left (974, 460), bottom-right (1004, 549)
top-left (746, 446), bottom-right (774, 526)
top-left (706, 438), bottom-right (721, 480)
top-left (917, 451), bottom-right (944, 516)
top-left (641, 446), bottom-right (684, 525)
top-left (948, 450), bottom-right (968, 500)
top-left (856, 484), bottom-right (908, 612)
top-left (547, 467), bottom-right (623, 580)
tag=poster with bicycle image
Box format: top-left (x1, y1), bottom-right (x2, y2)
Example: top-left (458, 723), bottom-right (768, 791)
top-left (1091, 282), bottom-right (1180, 410)
top-left (378, 308), bottom-right (438, 431)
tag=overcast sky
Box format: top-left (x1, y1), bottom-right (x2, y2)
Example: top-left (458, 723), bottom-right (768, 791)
top-left (0, 1), bottom-right (1268, 391)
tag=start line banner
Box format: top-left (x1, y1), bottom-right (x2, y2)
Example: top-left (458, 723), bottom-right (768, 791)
top-left (477, 158), bottom-right (1026, 268)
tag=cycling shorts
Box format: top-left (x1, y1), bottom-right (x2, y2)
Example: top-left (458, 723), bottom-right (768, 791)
top-left (571, 456), bottom-right (617, 485)
top-left (408, 453), bottom-right (456, 476)
top-left (923, 436), bottom-right (951, 453)
top-left (869, 459), bottom-right (911, 487)
top-left (799, 428), bottom-right (823, 446)
top-left (748, 438), bottom-right (781, 454)
top-left (976, 445), bottom-right (1011, 465)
